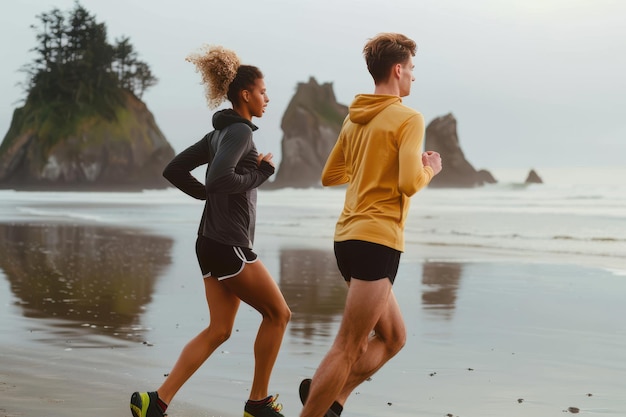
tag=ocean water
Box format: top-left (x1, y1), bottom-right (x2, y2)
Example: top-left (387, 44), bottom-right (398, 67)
top-left (405, 167), bottom-right (626, 268)
top-left (0, 166), bottom-right (624, 271)
top-left (1, 166), bottom-right (625, 417)
top-left (261, 167), bottom-right (626, 269)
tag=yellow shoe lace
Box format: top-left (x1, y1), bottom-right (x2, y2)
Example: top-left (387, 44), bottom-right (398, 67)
top-left (269, 394), bottom-right (283, 413)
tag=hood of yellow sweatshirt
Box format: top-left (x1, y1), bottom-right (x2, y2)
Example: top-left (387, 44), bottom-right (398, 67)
top-left (348, 94), bottom-right (401, 125)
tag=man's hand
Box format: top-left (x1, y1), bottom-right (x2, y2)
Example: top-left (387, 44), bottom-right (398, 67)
top-left (422, 151), bottom-right (442, 176)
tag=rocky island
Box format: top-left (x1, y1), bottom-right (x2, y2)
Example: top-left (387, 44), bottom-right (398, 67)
top-left (1, 1), bottom-right (538, 191)
top-left (266, 77), bottom-right (348, 189)
top-left (0, 91), bottom-right (174, 190)
top-left (267, 85), bottom-right (508, 189)
top-left (0, 3), bottom-right (173, 190)
top-left (424, 113), bottom-right (497, 188)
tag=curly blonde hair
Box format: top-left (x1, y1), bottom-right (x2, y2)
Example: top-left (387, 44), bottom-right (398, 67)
top-left (186, 45), bottom-right (240, 109)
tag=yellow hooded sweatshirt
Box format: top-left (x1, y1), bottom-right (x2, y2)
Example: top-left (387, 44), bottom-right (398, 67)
top-left (321, 94), bottom-right (434, 252)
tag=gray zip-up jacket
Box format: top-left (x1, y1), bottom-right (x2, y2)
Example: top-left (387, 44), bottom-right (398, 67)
top-left (163, 109), bottom-right (274, 248)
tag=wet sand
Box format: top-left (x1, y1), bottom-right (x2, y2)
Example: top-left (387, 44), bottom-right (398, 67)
top-left (1, 220), bottom-right (625, 417)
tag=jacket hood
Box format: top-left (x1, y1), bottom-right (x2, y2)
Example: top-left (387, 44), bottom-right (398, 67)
top-left (212, 109), bottom-right (258, 131)
top-left (349, 94), bottom-right (401, 125)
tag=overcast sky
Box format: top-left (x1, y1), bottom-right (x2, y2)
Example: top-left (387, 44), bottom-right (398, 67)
top-left (1, 0), bottom-right (625, 171)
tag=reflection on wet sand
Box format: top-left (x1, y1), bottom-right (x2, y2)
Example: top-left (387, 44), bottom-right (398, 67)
top-left (279, 248), bottom-right (347, 342)
top-left (0, 223), bottom-right (173, 345)
top-left (421, 261), bottom-right (463, 319)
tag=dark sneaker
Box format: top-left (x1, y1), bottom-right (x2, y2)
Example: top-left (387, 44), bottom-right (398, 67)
top-left (243, 394), bottom-right (285, 417)
top-left (299, 378), bottom-right (340, 417)
top-left (130, 391), bottom-right (166, 417)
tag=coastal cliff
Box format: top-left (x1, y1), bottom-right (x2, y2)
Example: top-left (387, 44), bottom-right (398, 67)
top-left (0, 92), bottom-right (174, 190)
top-left (424, 113), bottom-right (497, 188)
top-left (267, 77), bottom-right (348, 189)
top-left (268, 83), bottom-right (505, 189)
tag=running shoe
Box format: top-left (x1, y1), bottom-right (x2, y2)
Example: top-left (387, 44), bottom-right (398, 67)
top-left (130, 391), bottom-right (166, 417)
top-left (243, 394), bottom-right (285, 417)
top-left (299, 379), bottom-right (340, 417)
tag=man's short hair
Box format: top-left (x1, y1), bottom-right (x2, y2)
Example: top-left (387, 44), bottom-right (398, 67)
top-left (363, 33), bottom-right (417, 84)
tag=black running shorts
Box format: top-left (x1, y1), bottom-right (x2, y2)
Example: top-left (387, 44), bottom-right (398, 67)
top-left (334, 239), bottom-right (401, 284)
top-left (195, 235), bottom-right (258, 280)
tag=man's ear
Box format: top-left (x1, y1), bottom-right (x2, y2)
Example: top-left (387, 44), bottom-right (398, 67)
top-left (393, 63), bottom-right (402, 79)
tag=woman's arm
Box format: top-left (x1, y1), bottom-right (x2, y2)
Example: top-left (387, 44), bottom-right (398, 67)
top-left (205, 124), bottom-right (274, 193)
top-left (162, 136), bottom-right (210, 200)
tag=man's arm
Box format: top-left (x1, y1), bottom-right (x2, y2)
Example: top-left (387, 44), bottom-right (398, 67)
top-left (398, 113), bottom-right (434, 196)
top-left (321, 135), bottom-right (349, 186)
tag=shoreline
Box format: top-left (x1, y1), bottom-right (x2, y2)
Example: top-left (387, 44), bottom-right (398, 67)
top-left (1, 181), bottom-right (625, 417)
top-left (2, 224), bottom-right (626, 416)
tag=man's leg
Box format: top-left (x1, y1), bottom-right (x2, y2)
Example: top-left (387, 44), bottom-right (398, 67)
top-left (336, 289), bottom-right (405, 405)
top-left (299, 278), bottom-right (392, 417)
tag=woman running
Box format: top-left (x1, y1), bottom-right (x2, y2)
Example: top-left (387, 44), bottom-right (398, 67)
top-left (130, 44), bottom-right (290, 417)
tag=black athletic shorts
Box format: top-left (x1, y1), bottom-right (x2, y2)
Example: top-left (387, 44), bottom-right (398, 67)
top-left (334, 239), bottom-right (401, 284)
top-left (195, 235), bottom-right (258, 280)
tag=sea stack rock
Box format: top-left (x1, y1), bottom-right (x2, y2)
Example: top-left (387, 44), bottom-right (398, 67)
top-left (525, 169), bottom-right (543, 184)
top-left (267, 77), bottom-right (348, 189)
top-left (424, 113), bottom-right (496, 188)
top-left (0, 92), bottom-right (175, 190)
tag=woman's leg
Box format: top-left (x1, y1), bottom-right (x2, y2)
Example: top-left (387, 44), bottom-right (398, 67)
top-left (157, 277), bottom-right (240, 404)
top-left (221, 259), bottom-right (291, 400)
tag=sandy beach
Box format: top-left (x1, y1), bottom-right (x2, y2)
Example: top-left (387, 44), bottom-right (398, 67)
top-left (1, 186), bottom-right (625, 417)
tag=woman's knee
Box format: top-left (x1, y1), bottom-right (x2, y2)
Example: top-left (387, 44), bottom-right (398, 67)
top-left (266, 302), bottom-right (291, 327)
top-left (207, 324), bottom-right (232, 344)
top-left (282, 304), bottom-right (292, 324)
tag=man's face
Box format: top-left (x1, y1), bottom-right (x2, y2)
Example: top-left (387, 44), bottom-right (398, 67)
top-left (399, 57), bottom-right (415, 97)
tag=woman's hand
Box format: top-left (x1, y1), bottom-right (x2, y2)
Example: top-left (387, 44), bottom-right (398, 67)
top-left (257, 152), bottom-right (274, 168)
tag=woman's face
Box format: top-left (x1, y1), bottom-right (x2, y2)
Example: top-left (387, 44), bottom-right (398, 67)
top-left (245, 78), bottom-right (269, 118)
